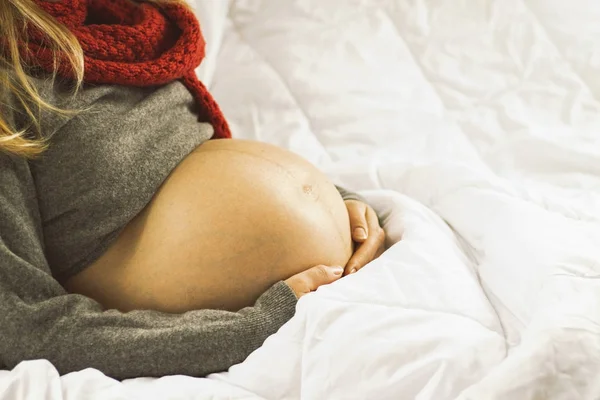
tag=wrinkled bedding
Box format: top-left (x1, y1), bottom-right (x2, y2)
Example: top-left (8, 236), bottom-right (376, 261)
top-left (2, 0), bottom-right (600, 399)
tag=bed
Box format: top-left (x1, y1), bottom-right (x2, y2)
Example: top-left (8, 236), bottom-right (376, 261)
top-left (2, 0), bottom-right (600, 399)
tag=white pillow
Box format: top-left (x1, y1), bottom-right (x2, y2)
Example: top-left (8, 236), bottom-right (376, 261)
top-left (188, 0), bottom-right (230, 87)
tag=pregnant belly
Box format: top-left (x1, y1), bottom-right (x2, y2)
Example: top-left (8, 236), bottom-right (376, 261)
top-left (65, 139), bottom-right (353, 313)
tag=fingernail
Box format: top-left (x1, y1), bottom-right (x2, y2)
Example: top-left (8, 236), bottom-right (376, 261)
top-left (353, 227), bottom-right (367, 240)
top-left (350, 268), bottom-right (357, 274)
top-left (329, 266), bottom-right (344, 275)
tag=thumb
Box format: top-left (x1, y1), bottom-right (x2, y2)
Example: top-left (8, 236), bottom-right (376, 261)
top-left (347, 201), bottom-right (369, 242)
top-left (285, 265), bottom-right (344, 298)
top-left (304, 264), bottom-right (344, 291)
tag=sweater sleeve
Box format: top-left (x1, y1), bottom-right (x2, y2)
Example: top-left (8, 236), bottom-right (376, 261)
top-left (0, 155), bottom-right (298, 379)
top-left (335, 185), bottom-right (366, 203)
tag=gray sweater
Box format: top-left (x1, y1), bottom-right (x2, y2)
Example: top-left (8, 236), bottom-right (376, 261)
top-left (0, 77), bottom-right (362, 379)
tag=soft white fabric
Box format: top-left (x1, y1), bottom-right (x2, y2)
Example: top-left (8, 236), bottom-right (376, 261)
top-left (191, 0), bottom-right (229, 86)
top-left (3, 0), bottom-right (600, 399)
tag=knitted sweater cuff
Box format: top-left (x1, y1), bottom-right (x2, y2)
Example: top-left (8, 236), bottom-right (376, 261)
top-left (254, 281), bottom-right (298, 333)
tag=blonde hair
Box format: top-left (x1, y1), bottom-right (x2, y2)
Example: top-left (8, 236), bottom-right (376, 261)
top-left (0, 0), bottom-right (187, 158)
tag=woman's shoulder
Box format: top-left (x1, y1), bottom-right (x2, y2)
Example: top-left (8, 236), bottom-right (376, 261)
top-left (1, 72), bottom-right (64, 132)
top-left (0, 147), bottom-right (33, 184)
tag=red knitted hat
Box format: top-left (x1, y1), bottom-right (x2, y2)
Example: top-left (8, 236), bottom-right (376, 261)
top-left (27, 0), bottom-right (231, 139)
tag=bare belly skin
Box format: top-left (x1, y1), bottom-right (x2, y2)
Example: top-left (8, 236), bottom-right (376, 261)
top-left (64, 139), bottom-right (353, 313)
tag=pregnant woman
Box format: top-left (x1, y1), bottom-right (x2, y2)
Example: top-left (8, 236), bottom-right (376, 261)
top-left (0, 0), bottom-right (385, 378)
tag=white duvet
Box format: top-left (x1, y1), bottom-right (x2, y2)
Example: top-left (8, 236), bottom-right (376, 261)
top-left (2, 1), bottom-right (600, 399)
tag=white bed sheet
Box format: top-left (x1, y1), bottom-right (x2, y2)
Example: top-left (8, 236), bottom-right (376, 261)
top-left (2, 0), bottom-right (600, 399)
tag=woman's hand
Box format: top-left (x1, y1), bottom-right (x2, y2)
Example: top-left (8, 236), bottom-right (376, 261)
top-left (285, 265), bottom-right (344, 298)
top-left (344, 200), bottom-right (385, 275)
top-left (283, 200), bottom-right (384, 298)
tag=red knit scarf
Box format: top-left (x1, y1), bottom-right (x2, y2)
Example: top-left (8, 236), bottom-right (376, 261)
top-left (28, 0), bottom-right (231, 139)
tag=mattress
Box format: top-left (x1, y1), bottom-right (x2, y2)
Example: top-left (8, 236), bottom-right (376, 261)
top-left (2, 0), bottom-right (600, 399)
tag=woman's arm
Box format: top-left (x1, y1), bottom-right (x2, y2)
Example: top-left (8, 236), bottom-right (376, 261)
top-left (0, 155), bottom-right (297, 379)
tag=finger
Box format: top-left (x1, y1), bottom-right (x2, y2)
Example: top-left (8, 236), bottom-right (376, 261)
top-left (375, 241), bottom-right (385, 258)
top-left (285, 265), bottom-right (344, 298)
top-left (346, 200), bottom-right (369, 242)
top-left (304, 264), bottom-right (344, 291)
top-left (344, 236), bottom-right (379, 275)
top-left (345, 208), bottom-right (385, 275)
